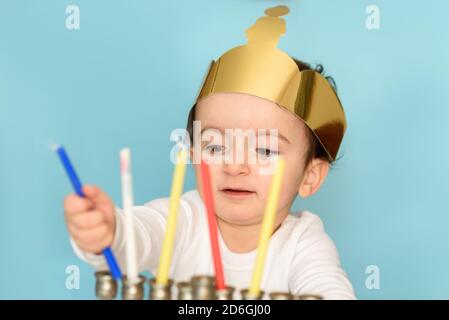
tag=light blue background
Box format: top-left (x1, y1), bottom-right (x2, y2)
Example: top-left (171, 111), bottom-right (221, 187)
top-left (1, 0), bottom-right (448, 299)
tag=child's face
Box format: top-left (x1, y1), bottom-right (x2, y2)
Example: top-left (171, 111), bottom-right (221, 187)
top-left (193, 92), bottom-right (326, 226)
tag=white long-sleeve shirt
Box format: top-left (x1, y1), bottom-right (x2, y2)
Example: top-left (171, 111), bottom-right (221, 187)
top-left (72, 189), bottom-right (355, 299)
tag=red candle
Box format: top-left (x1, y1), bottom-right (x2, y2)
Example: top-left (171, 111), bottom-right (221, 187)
top-left (200, 160), bottom-right (226, 290)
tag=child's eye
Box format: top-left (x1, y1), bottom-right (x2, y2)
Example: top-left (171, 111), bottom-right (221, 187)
top-left (205, 144), bottom-right (226, 154)
top-left (256, 148), bottom-right (279, 157)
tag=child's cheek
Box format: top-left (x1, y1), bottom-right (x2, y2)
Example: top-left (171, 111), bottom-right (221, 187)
top-left (193, 165), bottom-right (205, 197)
top-left (257, 174), bottom-right (275, 201)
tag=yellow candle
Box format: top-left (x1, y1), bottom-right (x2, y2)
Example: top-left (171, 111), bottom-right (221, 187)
top-left (156, 149), bottom-right (188, 285)
top-left (248, 157), bottom-right (285, 297)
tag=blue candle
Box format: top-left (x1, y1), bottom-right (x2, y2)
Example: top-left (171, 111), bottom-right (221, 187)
top-left (55, 145), bottom-right (122, 280)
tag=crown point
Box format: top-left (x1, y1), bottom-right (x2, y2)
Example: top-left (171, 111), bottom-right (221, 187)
top-left (265, 5), bottom-right (290, 17)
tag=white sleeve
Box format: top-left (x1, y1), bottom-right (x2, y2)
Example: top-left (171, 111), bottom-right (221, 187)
top-left (70, 197), bottom-right (193, 276)
top-left (288, 216), bottom-right (356, 300)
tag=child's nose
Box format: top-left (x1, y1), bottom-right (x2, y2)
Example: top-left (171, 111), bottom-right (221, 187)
top-left (222, 162), bottom-right (251, 176)
top-left (221, 139), bottom-right (252, 176)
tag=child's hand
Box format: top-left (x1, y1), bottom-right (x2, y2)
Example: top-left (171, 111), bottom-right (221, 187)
top-left (64, 185), bottom-right (116, 254)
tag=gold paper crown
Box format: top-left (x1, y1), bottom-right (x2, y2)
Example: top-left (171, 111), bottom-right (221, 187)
top-left (195, 5), bottom-right (346, 160)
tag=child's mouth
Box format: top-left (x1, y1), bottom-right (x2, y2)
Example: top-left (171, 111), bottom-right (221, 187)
top-left (220, 188), bottom-right (256, 198)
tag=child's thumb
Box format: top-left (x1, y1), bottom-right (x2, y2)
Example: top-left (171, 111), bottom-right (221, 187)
top-left (82, 184), bottom-right (114, 216)
top-left (82, 184), bottom-right (103, 200)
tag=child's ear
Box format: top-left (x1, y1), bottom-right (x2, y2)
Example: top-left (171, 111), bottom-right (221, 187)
top-left (298, 159), bottom-right (330, 198)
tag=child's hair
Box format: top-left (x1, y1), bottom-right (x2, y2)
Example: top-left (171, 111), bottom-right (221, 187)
top-left (186, 58), bottom-right (339, 168)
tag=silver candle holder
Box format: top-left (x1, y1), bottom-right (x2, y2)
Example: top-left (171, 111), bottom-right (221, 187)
top-left (149, 278), bottom-right (174, 300)
top-left (270, 292), bottom-right (293, 300)
top-left (215, 286), bottom-right (235, 300)
top-left (240, 288), bottom-right (264, 300)
top-left (191, 275), bottom-right (216, 300)
top-left (95, 271), bottom-right (118, 300)
top-left (294, 294), bottom-right (323, 300)
top-left (177, 281), bottom-right (194, 300)
top-left (122, 275), bottom-right (146, 300)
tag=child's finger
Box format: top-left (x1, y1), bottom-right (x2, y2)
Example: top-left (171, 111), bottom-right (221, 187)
top-left (70, 227), bottom-right (111, 253)
top-left (83, 185), bottom-right (116, 224)
top-left (70, 210), bottom-right (105, 230)
top-left (64, 194), bottom-right (93, 214)
top-left (83, 185), bottom-right (113, 207)
top-left (72, 228), bottom-right (113, 254)
top-left (82, 184), bottom-right (102, 199)
top-left (75, 237), bottom-right (113, 255)
top-left (71, 224), bottom-right (111, 246)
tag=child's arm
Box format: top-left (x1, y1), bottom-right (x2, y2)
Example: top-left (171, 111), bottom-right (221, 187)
top-left (64, 185), bottom-right (116, 255)
top-left (288, 215), bottom-right (356, 300)
top-left (70, 204), bottom-right (166, 274)
top-left (65, 185), bottom-right (191, 276)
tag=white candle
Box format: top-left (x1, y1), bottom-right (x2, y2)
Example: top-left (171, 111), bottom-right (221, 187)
top-left (120, 148), bottom-right (138, 284)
